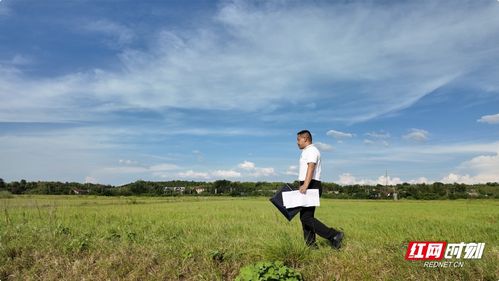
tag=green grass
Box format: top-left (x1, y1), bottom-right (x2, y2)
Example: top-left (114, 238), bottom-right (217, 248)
top-left (0, 196), bottom-right (497, 280)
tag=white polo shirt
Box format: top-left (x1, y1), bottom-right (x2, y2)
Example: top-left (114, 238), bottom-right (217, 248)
top-left (298, 143), bottom-right (321, 181)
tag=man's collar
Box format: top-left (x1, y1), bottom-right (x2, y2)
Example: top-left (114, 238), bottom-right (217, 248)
top-left (304, 143), bottom-right (314, 149)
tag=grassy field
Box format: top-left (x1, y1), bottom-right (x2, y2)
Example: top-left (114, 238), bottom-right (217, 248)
top-left (0, 195), bottom-right (497, 280)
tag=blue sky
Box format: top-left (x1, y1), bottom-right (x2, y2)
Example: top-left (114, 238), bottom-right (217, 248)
top-left (1, 0), bottom-right (498, 185)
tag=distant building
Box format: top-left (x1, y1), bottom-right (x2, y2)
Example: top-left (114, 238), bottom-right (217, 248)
top-left (194, 187), bottom-right (205, 194)
top-left (71, 189), bottom-right (89, 195)
top-left (163, 186), bottom-right (185, 193)
top-left (467, 190), bottom-right (479, 197)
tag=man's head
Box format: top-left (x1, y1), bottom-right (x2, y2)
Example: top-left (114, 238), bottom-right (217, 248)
top-left (297, 130), bottom-right (312, 149)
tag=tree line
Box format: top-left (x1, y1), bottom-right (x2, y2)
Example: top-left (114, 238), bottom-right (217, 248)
top-left (0, 178), bottom-right (497, 200)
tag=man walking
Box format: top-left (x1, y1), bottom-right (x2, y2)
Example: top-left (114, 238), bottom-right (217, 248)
top-left (296, 130), bottom-right (344, 249)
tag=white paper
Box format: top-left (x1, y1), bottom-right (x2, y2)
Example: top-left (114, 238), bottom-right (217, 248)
top-left (282, 189), bottom-right (320, 208)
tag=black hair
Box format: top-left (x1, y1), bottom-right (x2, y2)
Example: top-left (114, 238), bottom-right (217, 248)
top-left (297, 130), bottom-right (312, 142)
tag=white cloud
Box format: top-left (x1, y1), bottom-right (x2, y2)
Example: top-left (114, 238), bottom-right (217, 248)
top-left (338, 173), bottom-right (406, 186)
top-left (10, 54), bottom-right (33, 66)
top-left (0, 3), bottom-right (11, 16)
top-left (119, 159), bottom-right (138, 165)
top-left (94, 161), bottom-right (179, 182)
top-left (376, 175), bottom-right (402, 186)
top-left (102, 162), bottom-right (177, 174)
top-left (364, 131), bottom-right (390, 147)
top-left (441, 173), bottom-right (474, 184)
top-left (178, 170), bottom-right (210, 179)
top-left (366, 131), bottom-right (390, 139)
top-left (416, 141), bottom-right (499, 155)
top-left (338, 173), bottom-right (357, 185)
top-left (85, 19), bottom-right (135, 47)
top-left (236, 160), bottom-right (276, 177)
top-left (250, 167), bottom-right (276, 177)
top-left (192, 150), bottom-right (204, 161)
top-left (285, 165), bottom-right (298, 176)
top-left (364, 139), bottom-right (389, 147)
top-left (2, 1), bottom-right (499, 185)
top-left (179, 162), bottom-right (276, 180)
top-left (161, 128), bottom-right (273, 137)
top-left (212, 170), bottom-right (242, 179)
top-left (315, 142), bottom-right (334, 152)
top-left (403, 129), bottom-right (429, 143)
top-left (442, 152), bottom-right (499, 184)
top-left (408, 177), bottom-right (430, 184)
top-left (149, 163), bottom-right (178, 172)
top-left (326, 130), bottom-right (354, 139)
top-left (4, 1), bottom-right (498, 124)
top-left (100, 166), bottom-right (149, 174)
top-left (238, 160), bottom-right (256, 170)
top-left (477, 113), bottom-right (499, 124)
top-left (85, 176), bottom-right (98, 184)
top-left (0, 129), bottom-right (122, 183)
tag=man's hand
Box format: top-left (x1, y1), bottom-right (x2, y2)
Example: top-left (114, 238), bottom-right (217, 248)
top-left (299, 185), bottom-right (308, 194)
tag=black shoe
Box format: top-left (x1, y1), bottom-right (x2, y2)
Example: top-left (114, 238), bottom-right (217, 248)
top-left (330, 231), bottom-right (344, 249)
top-left (307, 242), bottom-right (319, 250)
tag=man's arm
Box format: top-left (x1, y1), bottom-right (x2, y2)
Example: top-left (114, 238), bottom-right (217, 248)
top-left (299, 162), bottom-right (316, 194)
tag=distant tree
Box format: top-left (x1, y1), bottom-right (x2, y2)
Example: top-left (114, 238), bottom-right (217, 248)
top-left (0, 178), bottom-right (5, 190)
top-left (20, 179), bottom-right (27, 193)
top-left (10, 181), bottom-right (21, 194)
top-left (213, 180), bottom-right (231, 194)
top-left (130, 180), bottom-right (148, 194)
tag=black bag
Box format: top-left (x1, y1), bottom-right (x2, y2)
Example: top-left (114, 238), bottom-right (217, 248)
top-left (269, 183), bottom-right (301, 221)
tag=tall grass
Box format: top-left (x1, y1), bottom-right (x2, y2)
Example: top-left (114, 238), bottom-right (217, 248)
top-left (0, 196), bottom-right (497, 280)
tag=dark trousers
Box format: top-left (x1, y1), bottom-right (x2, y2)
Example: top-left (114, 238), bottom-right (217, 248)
top-left (299, 180), bottom-right (338, 245)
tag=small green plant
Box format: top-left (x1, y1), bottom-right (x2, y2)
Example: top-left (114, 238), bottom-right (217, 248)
top-left (106, 228), bottom-right (121, 241)
top-left (126, 229), bottom-right (137, 242)
top-left (181, 250), bottom-right (193, 262)
top-left (210, 249), bottom-right (225, 262)
top-left (55, 223), bottom-right (71, 236)
top-left (235, 261), bottom-right (303, 281)
top-left (66, 236), bottom-right (90, 253)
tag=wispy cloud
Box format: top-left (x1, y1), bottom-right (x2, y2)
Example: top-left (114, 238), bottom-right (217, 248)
top-left (337, 173), bottom-right (402, 186)
top-left (315, 142), bottom-right (334, 152)
top-left (364, 131), bottom-right (391, 147)
top-left (3, 0), bottom-right (499, 124)
top-left (238, 160), bottom-right (256, 170)
top-left (477, 113), bottom-right (499, 124)
top-left (84, 19), bottom-right (135, 48)
top-left (176, 160), bottom-right (277, 181)
top-left (236, 161), bottom-right (276, 177)
top-left (285, 165), bottom-right (298, 176)
top-left (249, 167), bottom-right (276, 177)
top-left (364, 139), bottom-right (389, 147)
top-left (211, 170), bottom-right (242, 179)
top-left (118, 159), bottom-right (138, 165)
top-left (1, 54), bottom-right (34, 66)
top-left (178, 170), bottom-right (210, 180)
top-left (0, 2), bottom-right (11, 17)
top-left (403, 129), bottom-right (429, 143)
top-left (366, 131), bottom-right (390, 139)
top-left (2, 0), bottom-right (499, 185)
top-left (326, 130), bottom-right (354, 139)
top-left (95, 162), bottom-right (178, 182)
